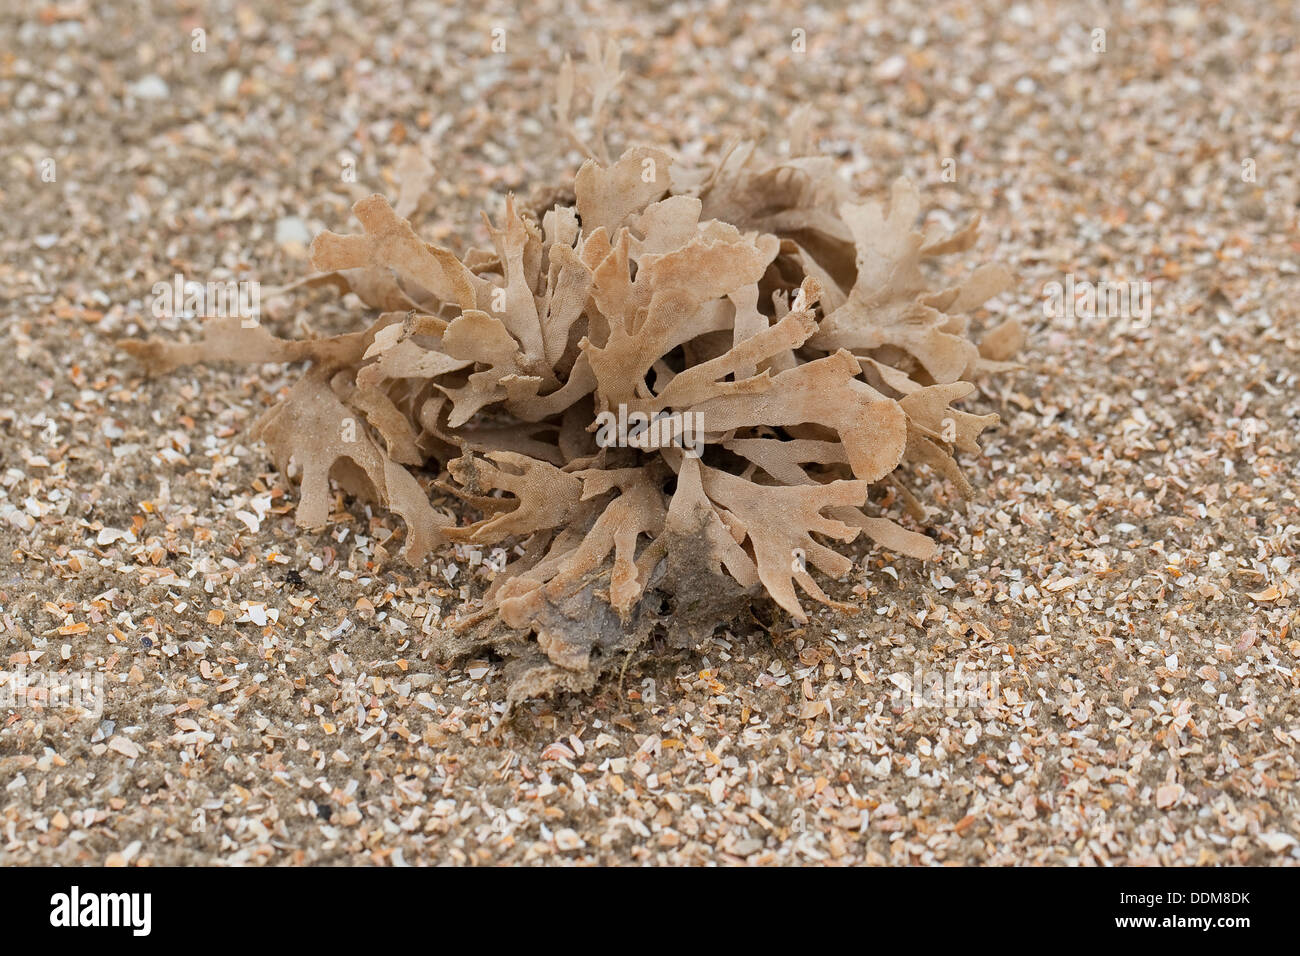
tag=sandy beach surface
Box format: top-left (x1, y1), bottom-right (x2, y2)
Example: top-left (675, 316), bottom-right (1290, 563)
top-left (2, 0), bottom-right (1298, 864)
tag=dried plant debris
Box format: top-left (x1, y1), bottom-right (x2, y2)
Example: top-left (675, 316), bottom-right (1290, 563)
top-left (122, 49), bottom-right (1017, 702)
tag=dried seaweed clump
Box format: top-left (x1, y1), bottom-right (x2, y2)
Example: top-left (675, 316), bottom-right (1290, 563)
top-left (123, 52), bottom-right (1019, 701)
